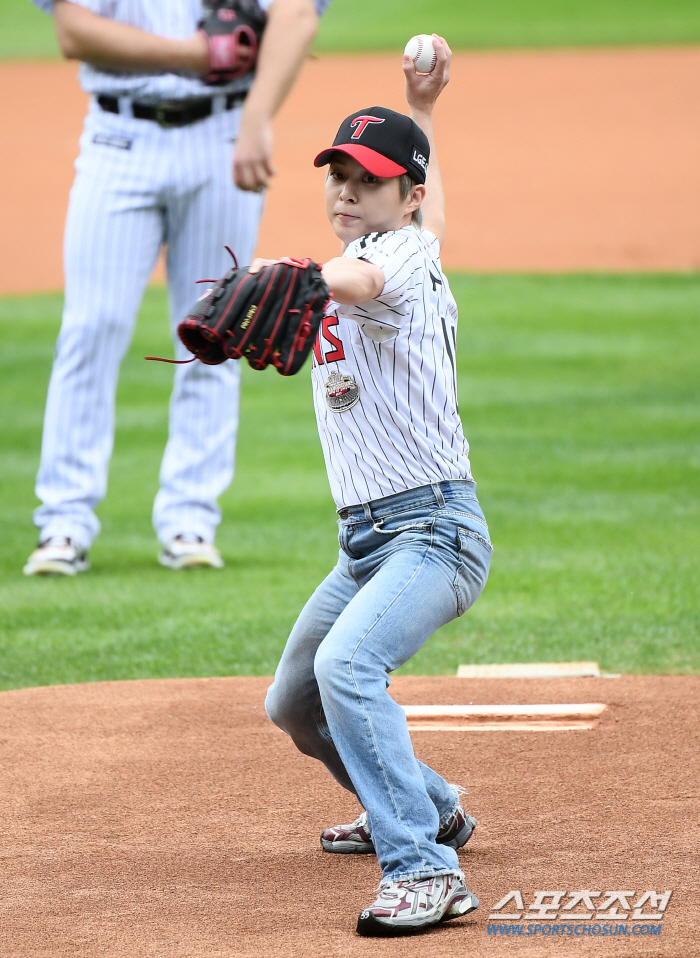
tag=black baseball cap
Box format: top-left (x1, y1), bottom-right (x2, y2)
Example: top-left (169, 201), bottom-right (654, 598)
top-left (314, 106), bottom-right (430, 184)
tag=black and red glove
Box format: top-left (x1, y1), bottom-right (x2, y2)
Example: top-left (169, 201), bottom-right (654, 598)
top-left (198, 0), bottom-right (267, 85)
top-left (178, 258), bottom-right (331, 376)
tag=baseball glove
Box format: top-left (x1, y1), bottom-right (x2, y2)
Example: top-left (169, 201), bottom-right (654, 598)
top-left (198, 0), bottom-right (267, 85)
top-left (178, 257), bottom-right (331, 376)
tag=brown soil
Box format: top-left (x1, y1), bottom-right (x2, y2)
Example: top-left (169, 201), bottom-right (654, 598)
top-left (2, 48), bottom-right (700, 294)
top-left (0, 675), bottom-right (697, 957)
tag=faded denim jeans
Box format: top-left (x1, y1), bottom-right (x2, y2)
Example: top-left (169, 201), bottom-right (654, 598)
top-left (265, 480), bottom-right (492, 884)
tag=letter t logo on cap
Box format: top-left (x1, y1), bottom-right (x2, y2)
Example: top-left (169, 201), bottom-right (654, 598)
top-left (350, 116), bottom-right (386, 140)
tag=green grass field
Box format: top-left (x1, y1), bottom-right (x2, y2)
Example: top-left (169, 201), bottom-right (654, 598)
top-left (3, 0), bottom-right (700, 59)
top-left (1, 275), bottom-right (698, 691)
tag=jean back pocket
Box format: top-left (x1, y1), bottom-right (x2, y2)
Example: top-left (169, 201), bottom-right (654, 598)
top-left (454, 528), bottom-right (493, 616)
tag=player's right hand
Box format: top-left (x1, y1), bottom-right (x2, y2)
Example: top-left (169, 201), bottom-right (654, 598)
top-left (403, 34), bottom-right (451, 114)
top-left (234, 114), bottom-right (276, 191)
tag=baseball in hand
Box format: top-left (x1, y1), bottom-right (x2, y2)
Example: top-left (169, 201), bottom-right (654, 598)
top-left (404, 34), bottom-right (437, 74)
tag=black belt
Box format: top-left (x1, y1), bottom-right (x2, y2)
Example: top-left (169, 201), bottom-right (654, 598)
top-left (97, 92), bottom-right (246, 128)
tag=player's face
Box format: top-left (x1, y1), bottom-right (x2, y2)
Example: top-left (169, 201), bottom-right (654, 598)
top-left (325, 155), bottom-right (414, 247)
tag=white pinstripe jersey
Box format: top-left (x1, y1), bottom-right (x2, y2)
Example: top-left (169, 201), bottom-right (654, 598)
top-left (32, 0), bottom-right (331, 100)
top-left (311, 226), bottom-right (472, 509)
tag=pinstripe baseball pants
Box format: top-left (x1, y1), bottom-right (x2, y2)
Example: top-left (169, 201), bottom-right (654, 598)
top-left (33, 99), bottom-right (264, 548)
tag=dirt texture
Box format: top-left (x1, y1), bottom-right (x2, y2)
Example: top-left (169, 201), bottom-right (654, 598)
top-left (2, 48), bottom-right (700, 294)
top-left (0, 675), bottom-right (696, 957)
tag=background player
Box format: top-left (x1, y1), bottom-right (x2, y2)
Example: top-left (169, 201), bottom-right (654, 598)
top-left (263, 38), bottom-right (493, 935)
top-left (24, 0), bottom-right (329, 576)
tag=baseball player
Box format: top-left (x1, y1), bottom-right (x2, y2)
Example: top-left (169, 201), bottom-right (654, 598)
top-left (263, 38), bottom-right (492, 936)
top-left (24, 0), bottom-right (330, 576)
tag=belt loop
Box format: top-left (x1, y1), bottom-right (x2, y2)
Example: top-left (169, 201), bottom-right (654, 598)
top-left (212, 94), bottom-right (225, 115)
top-left (363, 500), bottom-right (384, 532)
top-left (432, 483), bottom-right (446, 508)
top-left (118, 96), bottom-right (133, 119)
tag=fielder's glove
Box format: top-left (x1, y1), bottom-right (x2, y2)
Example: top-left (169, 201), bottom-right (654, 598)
top-left (198, 0), bottom-right (267, 85)
top-left (178, 257), bottom-right (330, 375)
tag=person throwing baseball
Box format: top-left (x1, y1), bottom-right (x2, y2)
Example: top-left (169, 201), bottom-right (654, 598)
top-left (24, 0), bottom-right (330, 576)
top-left (261, 36), bottom-right (493, 935)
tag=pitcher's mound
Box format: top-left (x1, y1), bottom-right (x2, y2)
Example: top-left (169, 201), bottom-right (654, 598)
top-left (0, 675), bottom-right (696, 956)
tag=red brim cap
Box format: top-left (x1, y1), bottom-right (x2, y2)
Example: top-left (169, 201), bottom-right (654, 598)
top-left (313, 143), bottom-right (406, 177)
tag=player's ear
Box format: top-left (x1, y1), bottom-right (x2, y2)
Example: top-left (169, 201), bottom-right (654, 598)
top-left (405, 183), bottom-right (426, 214)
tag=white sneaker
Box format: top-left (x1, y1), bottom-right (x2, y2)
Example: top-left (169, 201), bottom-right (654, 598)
top-left (158, 535), bottom-right (224, 570)
top-left (23, 537), bottom-right (90, 576)
top-left (357, 874), bottom-right (479, 937)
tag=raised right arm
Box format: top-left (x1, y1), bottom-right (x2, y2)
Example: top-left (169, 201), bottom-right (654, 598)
top-left (403, 34), bottom-right (452, 248)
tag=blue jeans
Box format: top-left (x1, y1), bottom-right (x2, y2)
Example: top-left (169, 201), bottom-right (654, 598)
top-left (265, 480), bottom-right (492, 884)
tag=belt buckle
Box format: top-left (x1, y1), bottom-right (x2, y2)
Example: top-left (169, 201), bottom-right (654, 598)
top-left (155, 101), bottom-right (182, 128)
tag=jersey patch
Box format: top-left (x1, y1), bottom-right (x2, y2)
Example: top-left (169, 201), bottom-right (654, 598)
top-left (324, 370), bottom-right (360, 413)
top-left (92, 133), bottom-right (132, 151)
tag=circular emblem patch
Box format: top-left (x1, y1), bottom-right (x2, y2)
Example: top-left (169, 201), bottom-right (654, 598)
top-left (324, 370), bottom-right (360, 413)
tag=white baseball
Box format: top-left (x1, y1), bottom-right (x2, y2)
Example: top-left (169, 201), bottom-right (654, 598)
top-left (404, 34), bottom-right (437, 74)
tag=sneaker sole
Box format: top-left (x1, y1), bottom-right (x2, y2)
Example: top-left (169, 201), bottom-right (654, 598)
top-left (158, 554), bottom-right (224, 570)
top-left (320, 837), bottom-right (374, 854)
top-left (23, 559), bottom-right (89, 576)
top-left (356, 892), bottom-right (479, 937)
top-left (322, 815), bottom-right (476, 856)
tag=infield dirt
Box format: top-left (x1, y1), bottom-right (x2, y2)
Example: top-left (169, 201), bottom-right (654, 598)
top-left (2, 47), bottom-right (700, 293)
top-left (0, 675), bottom-right (696, 956)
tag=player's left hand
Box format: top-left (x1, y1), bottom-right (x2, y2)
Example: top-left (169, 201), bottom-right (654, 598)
top-left (234, 113), bottom-right (276, 191)
top-left (403, 34), bottom-right (451, 114)
top-left (178, 257), bottom-right (330, 375)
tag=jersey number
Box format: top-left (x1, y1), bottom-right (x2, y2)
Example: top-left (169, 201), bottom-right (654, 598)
top-left (313, 315), bottom-right (346, 364)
